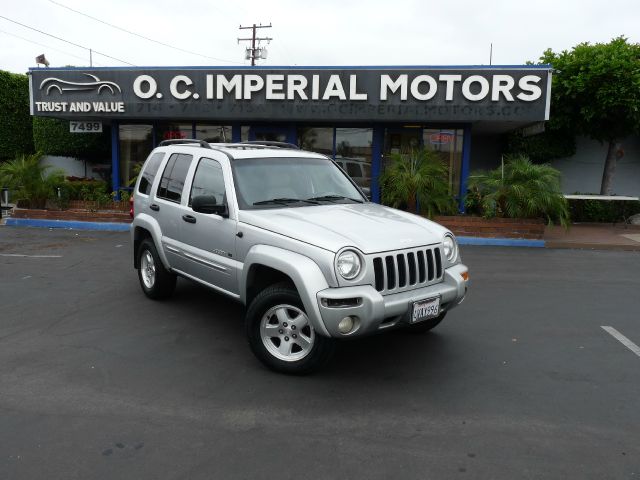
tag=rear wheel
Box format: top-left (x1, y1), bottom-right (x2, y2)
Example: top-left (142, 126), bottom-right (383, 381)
top-left (405, 312), bottom-right (447, 333)
top-left (137, 238), bottom-right (176, 300)
top-left (245, 283), bottom-right (335, 374)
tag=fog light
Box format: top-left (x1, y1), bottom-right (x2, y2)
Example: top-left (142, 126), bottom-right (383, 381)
top-left (338, 316), bottom-right (355, 334)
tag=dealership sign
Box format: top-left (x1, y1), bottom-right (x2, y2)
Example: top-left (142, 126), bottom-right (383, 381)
top-left (29, 67), bottom-right (552, 122)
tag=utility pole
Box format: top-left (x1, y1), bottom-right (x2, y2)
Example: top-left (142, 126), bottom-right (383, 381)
top-left (238, 23), bottom-right (272, 66)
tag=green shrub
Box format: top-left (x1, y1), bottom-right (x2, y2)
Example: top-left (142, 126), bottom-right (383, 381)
top-left (0, 152), bottom-right (64, 209)
top-left (0, 70), bottom-right (34, 159)
top-left (568, 197), bottom-right (640, 223)
top-left (379, 148), bottom-right (457, 218)
top-left (466, 155), bottom-right (570, 227)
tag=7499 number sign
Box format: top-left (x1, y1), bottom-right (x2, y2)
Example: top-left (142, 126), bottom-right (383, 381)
top-left (69, 121), bottom-right (102, 133)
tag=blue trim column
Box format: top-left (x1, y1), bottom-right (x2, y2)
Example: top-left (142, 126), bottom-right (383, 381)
top-left (232, 124), bottom-right (241, 142)
top-left (458, 124), bottom-right (472, 213)
top-left (371, 126), bottom-right (385, 203)
top-left (111, 122), bottom-right (120, 197)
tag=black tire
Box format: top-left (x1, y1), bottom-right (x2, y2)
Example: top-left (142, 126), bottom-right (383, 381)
top-left (245, 282), bottom-right (335, 374)
top-left (404, 312), bottom-right (447, 333)
top-left (137, 238), bottom-right (176, 300)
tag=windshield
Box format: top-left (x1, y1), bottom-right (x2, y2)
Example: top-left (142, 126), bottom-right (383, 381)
top-left (231, 157), bottom-right (366, 209)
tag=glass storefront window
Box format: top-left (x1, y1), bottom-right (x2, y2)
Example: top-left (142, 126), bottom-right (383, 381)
top-left (423, 128), bottom-right (464, 196)
top-left (335, 128), bottom-right (373, 191)
top-left (155, 123), bottom-right (193, 142)
top-left (297, 127), bottom-right (333, 156)
top-left (196, 125), bottom-right (232, 143)
top-left (119, 124), bottom-right (153, 188)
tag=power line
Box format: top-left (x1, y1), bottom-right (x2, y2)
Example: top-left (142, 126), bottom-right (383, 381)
top-left (0, 29), bottom-right (103, 66)
top-left (0, 14), bottom-right (135, 66)
top-left (47, 0), bottom-right (244, 65)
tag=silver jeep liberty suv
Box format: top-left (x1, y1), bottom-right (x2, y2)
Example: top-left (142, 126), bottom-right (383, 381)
top-left (131, 139), bottom-right (469, 374)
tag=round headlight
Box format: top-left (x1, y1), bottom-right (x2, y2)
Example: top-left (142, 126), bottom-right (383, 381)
top-left (337, 250), bottom-right (361, 280)
top-left (443, 234), bottom-right (458, 262)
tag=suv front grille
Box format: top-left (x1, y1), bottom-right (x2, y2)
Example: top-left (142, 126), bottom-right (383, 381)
top-left (372, 246), bottom-right (443, 294)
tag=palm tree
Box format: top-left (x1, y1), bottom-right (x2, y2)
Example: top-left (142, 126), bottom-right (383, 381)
top-left (467, 155), bottom-right (570, 226)
top-left (379, 148), bottom-right (457, 218)
top-left (0, 152), bottom-right (64, 209)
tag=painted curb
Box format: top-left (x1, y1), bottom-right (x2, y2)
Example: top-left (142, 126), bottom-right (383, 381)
top-left (4, 218), bottom-right (131, 232)
top-left (457, 236), bottom-right (545, 248)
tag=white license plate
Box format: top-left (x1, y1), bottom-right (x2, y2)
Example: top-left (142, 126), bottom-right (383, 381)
top-left (411, 296), bottom-right (440, 323)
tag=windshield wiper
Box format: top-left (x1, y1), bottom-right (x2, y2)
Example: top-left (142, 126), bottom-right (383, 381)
top-left (307, 195), bottom-right (364, 204)
top-left (253, 197), bottom-right (319, 206)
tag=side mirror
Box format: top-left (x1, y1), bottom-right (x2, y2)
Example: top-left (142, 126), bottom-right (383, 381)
top-left (192, 195), bottom-right (228, 217)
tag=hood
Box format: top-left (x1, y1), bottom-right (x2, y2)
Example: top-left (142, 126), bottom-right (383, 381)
top-left (239, 203), bottom-right (449, 254)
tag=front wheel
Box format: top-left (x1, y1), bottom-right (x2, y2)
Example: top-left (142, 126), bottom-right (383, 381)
top-left (245, 283), bottom-right (335, 374)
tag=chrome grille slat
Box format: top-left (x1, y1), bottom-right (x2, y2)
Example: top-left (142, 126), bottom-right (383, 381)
top-left (372, 245), bottom-right (443, 294)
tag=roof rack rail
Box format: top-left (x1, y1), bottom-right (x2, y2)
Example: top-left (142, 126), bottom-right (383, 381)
top-left (158, 139), bottom-right (212, 149)
top-left (238, 141), bottom-right (300, 150)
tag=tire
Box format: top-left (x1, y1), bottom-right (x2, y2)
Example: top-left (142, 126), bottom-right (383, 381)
top-left (137, 238), bottom-right (176, 300)
top-left (245, 282), bottom-right (335, 374)
top-left (404, 312), bottom-right (447, 333)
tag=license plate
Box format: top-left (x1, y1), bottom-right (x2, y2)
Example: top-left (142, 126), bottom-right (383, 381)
top-left (411, 296), bottom-right (440, 323)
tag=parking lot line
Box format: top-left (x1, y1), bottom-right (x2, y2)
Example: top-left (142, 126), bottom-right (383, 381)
top-left (601, 326), bottom-right (640, 358)
top-left (0, 253), bottom-right (62, 258)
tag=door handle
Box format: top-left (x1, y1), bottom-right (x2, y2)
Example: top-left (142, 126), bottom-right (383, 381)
top-left (150, 204), bottom-right (160, 211)
top-left (182, 214), bottom-right (197, 224)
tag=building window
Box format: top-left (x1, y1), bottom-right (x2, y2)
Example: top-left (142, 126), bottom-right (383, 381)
top-left (423, 128), bottom-right (464, 196)
top-left (119, 124), bottom-right (153, 188)
top-left (155, 123), bottom-right (193, 142)
top-left (297, 127), bottom-right (333, 156)
top-left (335, 128), bottom-right (373, 190)
top-left (196, 125), bottom-right (232, 143)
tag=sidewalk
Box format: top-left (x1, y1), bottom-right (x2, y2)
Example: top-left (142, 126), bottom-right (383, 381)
top-left (544, 223), bottom-right (640, 251)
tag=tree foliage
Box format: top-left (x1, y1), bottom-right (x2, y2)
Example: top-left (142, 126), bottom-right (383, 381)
top-left (33, 117), bottom-right (111, 162)
top-left (466, 155), bottom-right (570, 227)
top-left (0, 70), bottom-right (34, 160)
top-left (379, 148), bottom-right (457, 218)
top-left (538, 37), bottom-right (640, 193)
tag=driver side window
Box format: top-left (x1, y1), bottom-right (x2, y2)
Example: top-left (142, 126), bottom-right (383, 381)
top-left (189, 157), bottom-right (226, 207)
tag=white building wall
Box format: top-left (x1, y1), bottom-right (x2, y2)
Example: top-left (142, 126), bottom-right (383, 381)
top-left (550, 136), bottom-right (640, 196)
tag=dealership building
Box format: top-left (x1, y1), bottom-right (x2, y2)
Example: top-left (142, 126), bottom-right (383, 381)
top-left (29, 65), bottom-right (552, 209)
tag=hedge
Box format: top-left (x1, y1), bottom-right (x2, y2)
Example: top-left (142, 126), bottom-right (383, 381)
top-left (0, 70), bottom-right (34, 159)
top-left (568, 198), bottom-right (640, 223)
top-left (503, 127), bottom-right (576, 163)
top-left (33, 117), bottom-right (111, 162)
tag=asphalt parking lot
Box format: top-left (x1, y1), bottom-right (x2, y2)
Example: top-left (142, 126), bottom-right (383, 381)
top-left (0, 227), bottom-right (639, 479)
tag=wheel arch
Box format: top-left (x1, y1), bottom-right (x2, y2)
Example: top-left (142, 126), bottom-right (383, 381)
top-left (131, 215), bottom-right (169, 270)
top-left (241, 245), bottom-right (331, 337)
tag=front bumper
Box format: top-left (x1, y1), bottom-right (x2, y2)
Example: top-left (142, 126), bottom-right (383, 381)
top-left (316, 263), bottom-right (468, 337)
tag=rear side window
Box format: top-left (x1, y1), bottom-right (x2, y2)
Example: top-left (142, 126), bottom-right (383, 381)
top-left (156, 153), bottom-right (193, 202)
top-left (138, 152), bottom-right (165, 195)
top-left (189, 157), bottom-right (226, 206)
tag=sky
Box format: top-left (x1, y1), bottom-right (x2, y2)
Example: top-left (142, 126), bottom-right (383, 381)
top-left (0, 0), bottom-right (639, 73)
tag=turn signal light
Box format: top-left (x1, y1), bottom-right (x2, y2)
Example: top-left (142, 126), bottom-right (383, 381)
top-left (461, 271), bottom-right (469, 281)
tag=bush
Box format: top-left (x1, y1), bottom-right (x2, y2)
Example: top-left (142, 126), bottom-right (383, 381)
top-left (466, 155), bottom-right (570, 226)
top-left (33, 117), bottom-right (111, 162)
top-left (0, 152), bottom-right (64, 209)
top-left (568, 197), bottom-right (640, 223)
top-left (0, 70), bottom-right (34, 159)
top-left (379, 148), bottom-right (457, 218)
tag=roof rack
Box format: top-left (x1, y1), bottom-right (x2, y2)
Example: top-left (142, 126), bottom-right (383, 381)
top-left (158, 139), bottom-right (212, 149)
top-left (238, 141), bottom-right (300, 150)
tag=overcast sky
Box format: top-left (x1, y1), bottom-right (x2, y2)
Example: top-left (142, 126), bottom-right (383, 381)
top-left (1, 0), bottom-right (639, 73)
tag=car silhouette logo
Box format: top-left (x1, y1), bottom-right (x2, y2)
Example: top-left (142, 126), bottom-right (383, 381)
top-left (40, 73), bottom-right (122, 95)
